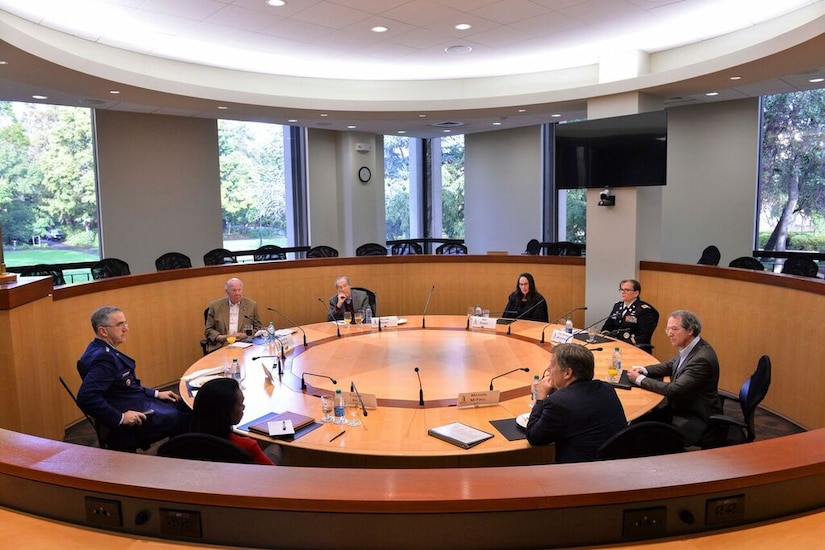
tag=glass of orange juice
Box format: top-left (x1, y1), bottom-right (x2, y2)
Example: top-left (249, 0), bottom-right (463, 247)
top-left (226, 335), bottom-right (236, 345)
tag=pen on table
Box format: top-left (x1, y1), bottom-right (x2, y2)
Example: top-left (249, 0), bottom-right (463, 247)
top-left (329, 431), bottom-right (345, 442)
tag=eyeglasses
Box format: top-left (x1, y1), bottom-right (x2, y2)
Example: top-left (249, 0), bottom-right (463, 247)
top-left (664, 326), bottom-right (682, 333)
top-left (103, 322), bottom-right (128, 329)
top-left (619, 288), bottom-right (637, 293)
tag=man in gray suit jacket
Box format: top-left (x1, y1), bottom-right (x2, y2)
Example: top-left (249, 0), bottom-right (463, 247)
top-left (327, 275), bottom-right (371, 322)
top-left (627, 309), bottom-right (723, 446)
top-left (204, 277), bottom-right (261, 353)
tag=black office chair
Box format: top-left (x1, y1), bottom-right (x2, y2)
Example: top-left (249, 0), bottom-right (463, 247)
top-left (697, 245), bottom-right (721, 266)
top-left (544, 241), bottom-right (583, 256)
top-left (728, 256), bottom-right (765, 271)
top-left (157, 433), bottom-right (254, 464)
top-left (435, 243), bottom-right (467, 255)
top-left (253, 244), bottom-right (287, 261)
top-left (524, 239), bottom-right (541, 255)
top-left (200, 307), bottom-right (210, 356)
top-left (595, 422), bottom-right (685, 460)
top-left (203, 248), bottom-right (237, 266)
top-left (307, 245), bottom-right (339, 258)
top-left (19, 264), bottom-right (66, 286)
top-left (704, 355), bottom-right (772, 448)
top-left (352, 286), bottom-right (377, 315)
top-left (391, 240), bottom-right (423, 255)
top-left (780, 256), bottom-right (819, 278)
top-left (356, 242), bottom-right (387, 256)
top-left (59, 375), bottom-right (110, 449)
top-left (91, 258), bottom-right (131, 280)
top-left (155, 252), bottom-right (192, 271)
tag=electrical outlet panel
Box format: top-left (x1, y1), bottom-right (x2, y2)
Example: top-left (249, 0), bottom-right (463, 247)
top-left (159, 508), bottom-right (202, 538)
top-left (705, 495), bottom-right (745, 525)
top-left (85, 497), bottom-right (122, 527)
top-left (623, 506), bottom-right (667, 538)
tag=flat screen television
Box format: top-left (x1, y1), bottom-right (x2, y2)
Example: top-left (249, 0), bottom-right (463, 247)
top-left (554, 111), bottom-right (667, 189)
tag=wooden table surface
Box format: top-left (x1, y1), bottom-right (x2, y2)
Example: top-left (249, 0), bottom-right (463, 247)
top-left (180, 316), bottom-right (662, 467)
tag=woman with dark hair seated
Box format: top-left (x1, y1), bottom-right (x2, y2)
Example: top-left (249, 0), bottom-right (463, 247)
top-left (192, 377), bottom-right (276, 465)
top-left (503, 272), bottom-right (549, 322)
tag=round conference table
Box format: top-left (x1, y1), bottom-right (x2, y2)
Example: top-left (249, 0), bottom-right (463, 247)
top-left (179, 315), bottom-right (663, 468)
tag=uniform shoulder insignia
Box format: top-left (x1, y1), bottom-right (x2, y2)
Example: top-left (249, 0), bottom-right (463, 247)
top-left (640, 304), bottom-right (650, 309)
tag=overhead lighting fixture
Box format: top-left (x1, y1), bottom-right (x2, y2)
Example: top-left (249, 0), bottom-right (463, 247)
top-left (418, 114), bottom-right (427, 118)
top-left (492, 122), bottom-right (502, 126)
top-left (320, 113), bottom-right (328, 117)
top-left (347, 125), bottom-right (356, 129)
top-left (809, 77), bottom-right (825, 83)
top-left (371, 26), bottom-right (388, 33)
top-left (705, 92), bottom-right (719, 96)
top-left (397, 130), bottom-right (407, 134)
top-left (109, 90), bottom-right (120, 94)
top-left (0, 60), bottom-right (8, 65)
top-left (287, 119), bottom-right (298, 123)
top-left (729, 75), bottom-right (742, 80)
top-left (444, 45), bottom-right (472, 54)
top-left (517, 109), bottom-right (526, 113)
top-left (455, 23), bottom-right (471, 31)
top-left (266, 0), bottom-right (286, 7)
top-left (217, 106), bottom-right (228, 110)
top-left (551, 114), bottom-right (561, 118)
top-left (32, 95), bottom-right (48, 100)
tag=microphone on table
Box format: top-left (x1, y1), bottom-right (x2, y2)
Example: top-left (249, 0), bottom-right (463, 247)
top-left (489, 367), bottom-right (530, 391)
top-left (252, 355), bottom-right (282, 376)
top-left (540, 306), bottom-right (587, 344)
top-left (422, 284), bottom-right (436, 329)
top-left (268, 305), bottom-right (307, 347)
top-left (351, 381), bottom-right (368, 417)
top-left (506, 298), bottom-right (546, 335)
top-left (587, 347), bottom-right (604, 352)
top-left (318, 297), bottom-right (340, 338)
top-left (301, 372), bottom-right (337, 391)
top-left (414, 367), bottom-right (424, 407)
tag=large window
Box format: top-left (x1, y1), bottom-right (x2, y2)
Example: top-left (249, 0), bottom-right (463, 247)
top-left (438, 134), bottom-right (465, 238)
top-left (0, 101), bottom-right (100, 274)
top-left (218, 120), bottom-right (288, 251)
top-left (384, 134), bottom-right (411, 240)
top-left (758, 89), bottom-right (825, 253)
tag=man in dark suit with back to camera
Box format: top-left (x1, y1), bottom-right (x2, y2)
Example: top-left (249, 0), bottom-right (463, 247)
top-left (77, 306), bottom-right (191, 451)
top-left (627, 309), bottom-right (723, 446)
top-left (526, 343), bottom-right (627, 463)
top-left (204, 277), bottom-right (261, 353)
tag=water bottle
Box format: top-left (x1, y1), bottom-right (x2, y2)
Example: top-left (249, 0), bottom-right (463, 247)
top-left (530, 374), bottom-right (540, 407)
top-left (565, 317), bottom-right (573, 334)
top-left (333, 388), bottom-right (346, 425)
top-left (267, 321), bottom-right (276, 344)
top-left (231, 357), bottom-right (240, 380)
top-left (365, 306), bottom-right (372, 324)
top-left (474, 304), bottom-right (482, 317)
top-left (610, 347), bottom-right (622, 382)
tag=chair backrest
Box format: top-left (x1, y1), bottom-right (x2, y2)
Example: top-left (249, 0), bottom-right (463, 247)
top-left (203, 248), bottom-right (237, 266)
top-left (596, 421), bottom-right (684, 460)
top-left (306, 245), bottom-right (339, 258)
top-left (544, 241), bottom-right (583, 256)
top-left (59, 375), bottom-right (109, 448)
top-left (91, 258), bottom-right (131, 280)
top-left (155, 252), bottom-right (192, 271)
top-left (435, 243), bottom-right (467, 255)
top-left (356, 242), bottom-right (387, 256)
top-left (391, 240), bottom-right (423, 255)
top-left (739, 355), bottom-right (772, 441)
top-left (728, 256), bottom-right (765, 271)
top-left (200, 308), bottom-right (210, 356)
top-left (352, 286), bottom-right (377, 315)
top-left (253, 245), bottom-right (286, 261)
top-left (524, 239), bottom-right (541, 255)
top-left (19, 264), bottom-right (66, 286)
top-left (697, 245), bottom-right (721, 266)
top-left (157, 433), bottom-right (254, 464)
top-left (780, 256), bottom-right (819, 278)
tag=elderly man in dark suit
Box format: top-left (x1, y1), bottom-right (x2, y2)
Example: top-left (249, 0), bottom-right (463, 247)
top-left (327, 275), bottom-right (371, 322)
top-left (204, 277), bottom-right (261, 353)
top-left (627, 309), bottom-right (723, 446)
top-left (77, 306), bottom-right (191, 451)
top-left (526, 343), bottom-right (628, 463)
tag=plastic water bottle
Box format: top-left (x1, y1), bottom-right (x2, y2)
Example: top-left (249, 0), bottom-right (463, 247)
top-left (267, 321), bottom-right (275, 343)
top-left (610, 347), bottom-right (622, 382)
top-left (365, 306), bottom-right (372, 324)
top-left (565, 317), bottom-right (573, 334)
top-left (474, 304), bottom-right (482, 317)
top-left (530, 374), bottom-right (540, 407)
top-left (333, 389), bottom-right (346, 425)
top-left (231, 357), bottom-right (240, 380)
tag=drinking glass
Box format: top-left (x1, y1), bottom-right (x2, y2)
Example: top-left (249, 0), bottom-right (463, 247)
top-left (244, 324), bottom-right (253, 338)
top-left (587, 325), bottom-right (597, 343)
top-left (607, 364), bottom-right (619, 383)
top-left (236, 361), bottom-right (246, 390)
top-left (354, 309), bottom-right (364, 325)
top-left (320, 395), bottom-right (334, 423)
top-left (225, 335), bottom-right (236, 345)
top-left (482, 309), bottom-right (490, 318)
top-left (344, 311), bottom-right (353, 325)
top-left (346, 398), bottom-right (362, 426)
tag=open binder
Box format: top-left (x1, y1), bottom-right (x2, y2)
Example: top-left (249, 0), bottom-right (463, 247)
top-left (428, 422), bottom-right (494, 449)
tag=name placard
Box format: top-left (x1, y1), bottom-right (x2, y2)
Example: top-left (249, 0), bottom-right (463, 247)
top-left (470, 316), bottom-right (498, 329)
top-left (344, 391), bottom-right (377, 409)
top-left (550, 329), bottom-right (577, 344)
top-left (456, 390), bottom-right (500, 408)
top-left (371, 316), bottom-right (399, 327)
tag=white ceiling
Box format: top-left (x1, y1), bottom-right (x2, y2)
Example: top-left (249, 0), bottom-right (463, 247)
top-left (1, 0), bottom-right (824, 137)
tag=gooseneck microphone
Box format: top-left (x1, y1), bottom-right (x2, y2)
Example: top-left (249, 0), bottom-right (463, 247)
top-left (319, 297), bottom-right (340, 337)
top-left (507, 298), bottom-right (547, 335)
top-left (414, 367), bottom-right (424, 406)
top-left (540, 306), bottom-right (588, 344)
top-left (351, 381), bottom-right (368, 417)
top-left (268, 306), bottom-right (307, 347)
top-left (489, 367), bottom-right (530, 391)
top-left (252, 355), bottom-right (283, 375)
top-left (422, 284), bottom-right (436, 329)
top-left (301, 372), bottom-right (337, 391)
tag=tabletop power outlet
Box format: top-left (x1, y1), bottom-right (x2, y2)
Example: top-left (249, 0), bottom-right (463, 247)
top-left (622, 506), bottom-right (667, 538)
top-left (85, 497), bottom-right (122, 527)
top-left (159, 508), bottom-right (202, 538)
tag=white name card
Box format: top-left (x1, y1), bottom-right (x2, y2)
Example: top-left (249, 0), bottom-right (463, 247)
top-left (456, 390), bottom-right (500, 408)
top-left (344, 391), bottom-right (377, 409)
top-left (550, 329), bottom-right (577, 344)
top-left (470, 315), bottom-right (498, 329)
top-left (371, 316), bottom-right (399, 328)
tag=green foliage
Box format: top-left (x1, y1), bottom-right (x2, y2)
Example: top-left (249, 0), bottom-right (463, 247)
top-left (440, 135), bottom-right (465, 238)
top-left (565, 189), bottom-right (587, 243)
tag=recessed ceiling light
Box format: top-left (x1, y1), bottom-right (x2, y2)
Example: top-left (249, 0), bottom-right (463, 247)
top-left (551, 114), bottom-right (561, 118)
top-left (729, 76), bottom-right (742, 80)
top-left (444, 45), bottom-right (472, 54)
top-left (217, 106), bottom-right (228, 110)
top-left (442, 129), bottom-right (451, 133)
top-left (418, 114), bottom-right (427, 118)
top-left (287, 119), bottom-right (298, 123)
top-left (347, 125), bottom-right (356, 129)
top-left (705, 92), bottom-right (719, 96)
top-left (32, 95), bottom-right (48, 100)
top-left (397, 130), bottom-right (406, 134)
top-left (109, 90), bottom-right (120, 94)
top-left (517, 109), bottom-right (526, 113)
top-left (809, 77), bottom-right (825, 83)
top-left (492, 122), bottom-right (502, 126)
top-left (0, 60), bottom-right (8, 65)
top-left (371, 26), bottom-right (388, 33)
top-left (455, 23), bottom-right (471, 31)
top-left (266, 0), bottom-right (286, 7)
top-left (320, 113), bottom-right (328, 117)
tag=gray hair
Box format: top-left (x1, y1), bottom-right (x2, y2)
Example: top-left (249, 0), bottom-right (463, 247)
top-left (91, 306), bottom-right (121, 332)
top-left (669, 309), bottom-right (702, 336)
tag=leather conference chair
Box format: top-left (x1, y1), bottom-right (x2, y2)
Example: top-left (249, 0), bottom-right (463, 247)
top-left (391, 240), bottom-right (423, 255)
top-left (780, 256), bottom-right (819, 277)
top-left (435, 243), bottom-right (467, 255)
top-left (524, 239), bottom-right (541, 255)
top-left (200, 308), bottom-right (210, 356)
top-left (59, 375), bottom-right (110, 449)
top-left (544, 241), bottom-right (583, 256)
top-left (352, 286), bottom-right (377, 315)
top-left (704, 355), bottom-right (772, 448)
top-left (306, 245), bottom-right (339, 258)
top-left (253, 244), bottom-right (287, 261)
top-left (728, 256), bottom-right (765, 271)
top-left (697, 245), bottom-right (721, 266)
top-left (19, 264), bottom-right (66, 286)
top-left (157, 433), bottom-right (254, 464)
top-left (596, 421), bottom-right (685, 460)
top-left (155, 251), bottom-right (192, 271)
top-left (356, 242), bottom-right (387, 256)
top-left (90, 258), bottom-right (131, 280)
top-left (203, 248), bottom-right (237, 266)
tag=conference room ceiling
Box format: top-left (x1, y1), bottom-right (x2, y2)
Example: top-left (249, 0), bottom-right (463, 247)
top-left (1, 1), bottom-right (825, 139)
